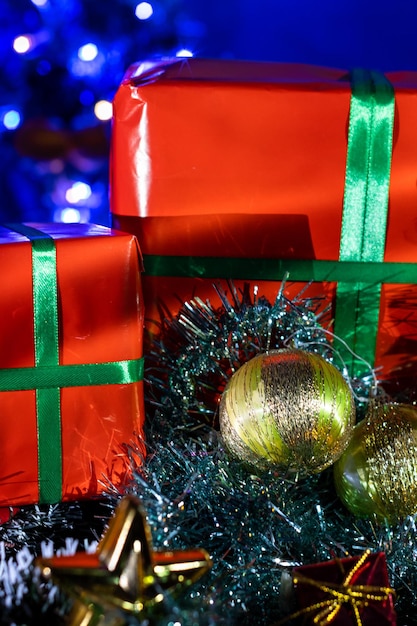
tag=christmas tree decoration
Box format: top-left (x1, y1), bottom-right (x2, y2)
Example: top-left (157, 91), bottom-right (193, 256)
top-left (289, 550), bottom-right (396, 625)
top-left (334, 403), bottom-right (417, 523)
top-left (219, 349), bottom-right (356, 474)
top-left (4, 1), bottom-right (417, 624)
top-left (2, 290), bottom-right (417, 625)
top-left (36, 495), bottom-right (212, 626)
top-left (145, 281), bottom-right (377, 434)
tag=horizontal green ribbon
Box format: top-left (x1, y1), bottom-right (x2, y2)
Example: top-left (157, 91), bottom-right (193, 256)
top-left (0, 358), bottom-right (144, 391)
top-left (2, 224), bottom-right (143, 504)
top-left (142, 255), bottom-right (417, 284)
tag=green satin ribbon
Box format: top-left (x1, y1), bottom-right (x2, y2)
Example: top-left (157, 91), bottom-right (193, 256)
top-left (2, 224), bottom-right (144, 504)
top-left (142, 255), bottom-right (417, 284)
top-left (13, 223), bottom-right (61, 504)
top-left (334, 70), bottom-right (395, 377)
top-left (0, 358), bottom-right (144, 391)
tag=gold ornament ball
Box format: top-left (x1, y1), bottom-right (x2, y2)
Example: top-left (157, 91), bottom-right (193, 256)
top-left (334, 402), bottom-right (417, 523)
top-left (218, 349), bottom-right (356, 474)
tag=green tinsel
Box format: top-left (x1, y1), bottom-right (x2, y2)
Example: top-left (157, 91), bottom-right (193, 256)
top-left (1, 281), bottom-right (416, 625)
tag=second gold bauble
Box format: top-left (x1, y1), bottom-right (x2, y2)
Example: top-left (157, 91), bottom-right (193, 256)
top-left (219, 349), bottom-right (356, 474)
top-left (334, 402), bottom-right (417, 522)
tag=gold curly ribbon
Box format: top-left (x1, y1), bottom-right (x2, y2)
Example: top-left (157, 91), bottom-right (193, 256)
top-left (277, 551), bottom-right (395, 626)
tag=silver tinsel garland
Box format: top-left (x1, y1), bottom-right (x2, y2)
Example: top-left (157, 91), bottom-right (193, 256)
top-left (0, 281), bottom-right (416, 625)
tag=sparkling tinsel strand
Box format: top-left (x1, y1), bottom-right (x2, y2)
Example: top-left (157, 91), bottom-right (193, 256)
top-left (145, 281), bottom-right (380, 434)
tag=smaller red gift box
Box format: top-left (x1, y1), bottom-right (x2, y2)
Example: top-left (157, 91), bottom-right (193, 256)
top-left (291, 551), bottom-right (396, 625)
top-left (0, 223), bottom-right (145, 506)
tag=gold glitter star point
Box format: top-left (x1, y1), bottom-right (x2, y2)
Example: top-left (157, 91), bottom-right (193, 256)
top-left (36, 495), bottom-right (212, 625)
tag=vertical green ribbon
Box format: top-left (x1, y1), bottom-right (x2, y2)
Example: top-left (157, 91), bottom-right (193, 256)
top-left (2, 225), bottom-right (145, 504)
top-left (334, 70), bottom-right (395, 378)
top-left (6, 223), bottom-right (62, 503)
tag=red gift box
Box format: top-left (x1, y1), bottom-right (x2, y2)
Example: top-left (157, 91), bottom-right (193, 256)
top-left (292, 551), bottom-right (396, 625)
top-left (111, 58), bottom-right (417, 386)
top-left (0, 223), bottom-right (145, 506)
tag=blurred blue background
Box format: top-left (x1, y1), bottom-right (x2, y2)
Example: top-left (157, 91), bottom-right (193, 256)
top-left (1, 0), bottom-right (417, 225)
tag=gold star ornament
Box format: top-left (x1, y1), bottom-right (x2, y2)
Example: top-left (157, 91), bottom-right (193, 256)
top-left (36, 495), bottom-right (212, 625)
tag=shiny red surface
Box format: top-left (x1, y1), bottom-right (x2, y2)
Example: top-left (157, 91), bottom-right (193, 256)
top-left (110, 59), bottom-right (417, 390)
top-left (0, 224), bottom-right (145, 506)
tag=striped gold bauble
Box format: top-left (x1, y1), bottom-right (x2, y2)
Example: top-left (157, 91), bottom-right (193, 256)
top-left (219, 349), bottom-right (356, 475)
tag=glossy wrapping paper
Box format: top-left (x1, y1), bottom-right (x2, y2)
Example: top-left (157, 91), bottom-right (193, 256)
top-left (111, 58), bottom-right (417, 388)
top-left (0, 223), bottom-right (145, 506)
top-left (292, 552), bottom-right (396, 625)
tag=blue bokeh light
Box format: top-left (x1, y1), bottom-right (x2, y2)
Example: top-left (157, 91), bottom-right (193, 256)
top-left (3, 110), bottom-right (21, 130)
top-left (36, 59), bottom-right (51, 75)
top-left (2, 0), bottom-right (417, 226)
top-left (79, 89), bottom-right (95, 106)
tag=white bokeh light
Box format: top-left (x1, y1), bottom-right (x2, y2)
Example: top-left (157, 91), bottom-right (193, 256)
top-left (59, 208), bottom-right (81, 223)
top-left (13, 35), bottom-right (32, 54)
top-left (176, 48), bottom-right (193, 58)
top-left (94, 100), bottom-right (113, 121)
top-left (65, 181), bottom-right (92, 204)
top-left (78, 43), bottom-right (99, 62)
top-left (135, 2), bottom-right (153, 20)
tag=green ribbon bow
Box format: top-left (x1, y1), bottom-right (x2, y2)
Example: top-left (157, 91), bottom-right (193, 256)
top-left (0, 224), bottom-right (144, 504)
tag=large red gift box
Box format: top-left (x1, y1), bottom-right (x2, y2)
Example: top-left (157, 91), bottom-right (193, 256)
top-left (110, 58), bottom-right (417, 387)
top-left (0, 223), bottom-right (145, 506)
